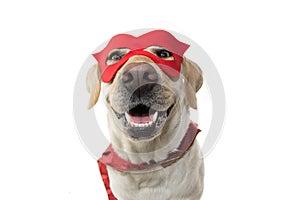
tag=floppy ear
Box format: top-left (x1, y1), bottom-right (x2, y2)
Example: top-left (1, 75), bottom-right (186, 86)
top-left (182, 57), bottom-right (203, 109)
top-left (86, 64), bottom-right (101, 109)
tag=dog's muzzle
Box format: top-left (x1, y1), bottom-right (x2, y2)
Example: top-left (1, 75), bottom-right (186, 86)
top-left (121, 61), bottom-right (159, 92)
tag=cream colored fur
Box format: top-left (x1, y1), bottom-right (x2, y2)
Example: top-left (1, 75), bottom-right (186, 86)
top-left (86, 55), bottom-right (204, 200)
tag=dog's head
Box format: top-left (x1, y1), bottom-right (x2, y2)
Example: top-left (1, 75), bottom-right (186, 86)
top-left (86, 30), bottom-right (203, 143)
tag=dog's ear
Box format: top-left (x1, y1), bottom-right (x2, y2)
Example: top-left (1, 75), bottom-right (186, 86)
top-left (182, 57), bottom-right (203, 109)
top-left (86, 64), bottom-right (101, 109)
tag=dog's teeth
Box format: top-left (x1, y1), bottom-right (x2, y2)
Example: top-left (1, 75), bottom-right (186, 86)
top-left (127, 115), bottom-right (155, 128)
top-left (129, 122), bottom-right (139, 128)
top-left (152, 112), bottom-right (158, 122)
top-left (128, 121), bottom-right (154, 128)
top-left (125, 112), bottom-right (130, 122)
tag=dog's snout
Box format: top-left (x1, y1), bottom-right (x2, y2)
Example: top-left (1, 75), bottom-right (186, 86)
top-left (121, 62), bottom-right (159, 90)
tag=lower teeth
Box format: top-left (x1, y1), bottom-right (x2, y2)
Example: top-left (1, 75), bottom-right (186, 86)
top-left (122, 111), bottom-right (167, 128)
top-left (129, 121), bottom-right (153, 128)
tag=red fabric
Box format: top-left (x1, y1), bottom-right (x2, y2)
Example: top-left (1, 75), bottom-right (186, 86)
top-left (97, 122), bottom-right (200, 199)
top-left (92, 30), bottom-right (190, 82)
top-left (98, 161), bottom-right (117, 200)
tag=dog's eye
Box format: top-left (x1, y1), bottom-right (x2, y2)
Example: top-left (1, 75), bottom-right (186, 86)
top-left (106, 48), bottom-right (130, 65)
top-left (109, 52), bottom-right (123, 61)
top-left (157, 50), bottom-right (173, 58)
top-left (144, 46), bottom-right (174, 61)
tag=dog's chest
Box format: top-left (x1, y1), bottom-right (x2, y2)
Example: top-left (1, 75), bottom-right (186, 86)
top-left (107, 144), bottom-right (204, 200)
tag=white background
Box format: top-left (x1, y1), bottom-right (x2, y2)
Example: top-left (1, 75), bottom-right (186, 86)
top-left (0, 0), bottom-right (299, 199)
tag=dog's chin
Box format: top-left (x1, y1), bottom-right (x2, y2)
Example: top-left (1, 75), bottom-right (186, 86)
top-left (112, 103), bottom-right (175, 141)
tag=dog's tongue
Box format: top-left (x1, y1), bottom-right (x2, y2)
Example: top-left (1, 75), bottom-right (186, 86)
top-left (130, 115), bottom-right (153, 123)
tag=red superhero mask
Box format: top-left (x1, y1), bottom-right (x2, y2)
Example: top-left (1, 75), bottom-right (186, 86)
top-left (92, 30), bottom-right (190, 83)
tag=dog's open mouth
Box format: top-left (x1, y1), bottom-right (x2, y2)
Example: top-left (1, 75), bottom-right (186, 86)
top-left (113, 103), bottom-right (174, 140)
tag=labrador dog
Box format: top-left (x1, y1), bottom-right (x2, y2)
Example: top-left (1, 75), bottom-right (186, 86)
top-left (86, 31), bottom-right (204, 200)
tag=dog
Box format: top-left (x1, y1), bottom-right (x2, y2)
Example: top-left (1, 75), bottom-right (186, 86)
top-left (86, 30), bottom-right (204, 200)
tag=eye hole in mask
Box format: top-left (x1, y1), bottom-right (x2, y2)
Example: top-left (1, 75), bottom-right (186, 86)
top-left (106, 48), bottom-right (130, 66)
top-left (144, 46), bottom-right (174, 61)
top-left (107, 46), bottom-right (174, 67)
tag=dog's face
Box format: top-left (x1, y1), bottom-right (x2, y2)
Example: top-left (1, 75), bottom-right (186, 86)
top-left (87, 43), bottom-right (203, 143)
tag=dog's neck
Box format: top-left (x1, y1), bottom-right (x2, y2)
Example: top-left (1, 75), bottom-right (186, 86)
top-left (107, 105), bottom-right (191, 165)
top-left (99, 121), bottom-right (200, 172)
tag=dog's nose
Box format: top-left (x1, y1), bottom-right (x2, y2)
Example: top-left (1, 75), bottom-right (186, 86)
top-left (121, 62), bottom-right (159, 90)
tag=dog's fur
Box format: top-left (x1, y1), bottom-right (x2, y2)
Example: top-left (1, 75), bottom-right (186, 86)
top-left (86, 46), bottom-right (204, 200)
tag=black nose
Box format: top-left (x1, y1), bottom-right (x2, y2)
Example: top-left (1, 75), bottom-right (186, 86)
top-left (121, 62), bottom-right (159, 91)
